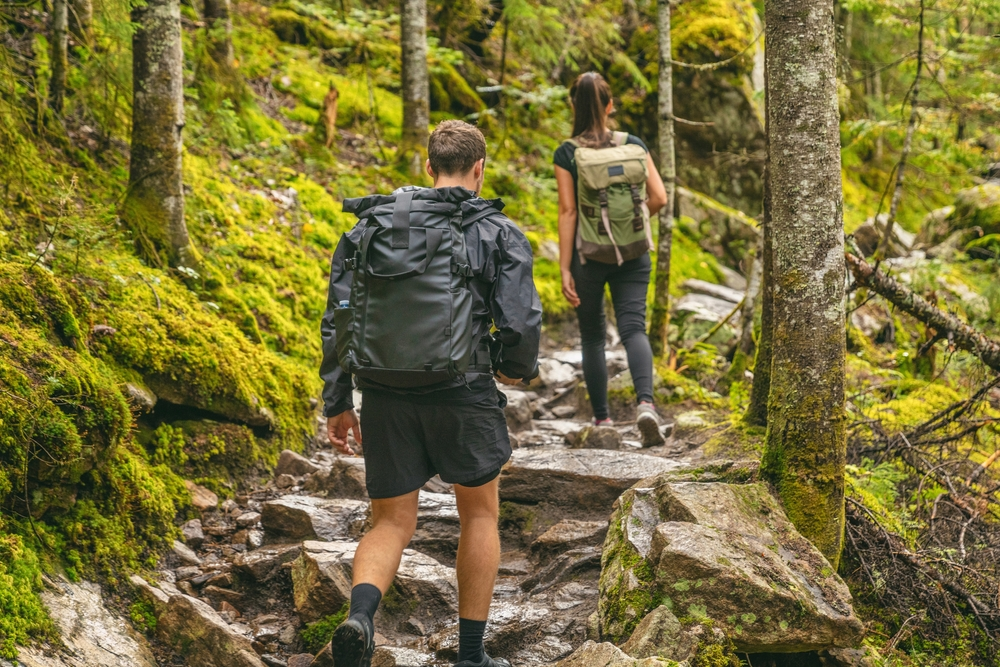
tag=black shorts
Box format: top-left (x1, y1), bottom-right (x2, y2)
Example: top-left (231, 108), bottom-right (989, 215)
top-left (359, 388), bottom-right (512, 499)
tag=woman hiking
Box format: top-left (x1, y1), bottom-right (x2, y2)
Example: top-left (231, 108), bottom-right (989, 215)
top-left (554, 71), bottom-right (669, 447)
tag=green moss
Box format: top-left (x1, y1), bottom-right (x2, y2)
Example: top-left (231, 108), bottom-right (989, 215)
top-left (129, 600), bottom-right (157, 634)
top-left (0, 531), bottom-right (57, 659)
top-left (300, 602), bottom-right (349, 653)
top-left (672, 0), bottom-right (757, 77)
top-left (498, 501), bottom-right (534, 534)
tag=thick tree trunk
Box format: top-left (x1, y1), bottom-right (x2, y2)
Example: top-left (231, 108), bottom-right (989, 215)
top-left (649, 0), bottom-right (676, 358)
top-left (400, 0), bottom-right (429, 176)
top-left (203, 0), bottom-right (234, 70)
top-left (125, 0), bottom-right (194, 269)
top-left (69, 0), bottom-right (93, 42)
top-left (760, 0), bottom-right (847, 567)
top-left (744, 49), bottom-right (773, 427)
top-left (49, 0), bottom-right (69, 114)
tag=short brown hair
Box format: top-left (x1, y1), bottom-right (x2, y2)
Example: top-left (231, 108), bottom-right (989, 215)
top-left (428, 120), bottom-right (486, 176)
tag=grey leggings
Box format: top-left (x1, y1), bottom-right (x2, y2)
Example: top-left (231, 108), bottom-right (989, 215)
top-left (571, 252), bottom-right (655, 420)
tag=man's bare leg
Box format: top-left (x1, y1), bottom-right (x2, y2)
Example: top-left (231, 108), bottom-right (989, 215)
top-left (353, 489), bottom-right (420, 591)
top-left (333, 490), bottom-right (418, 667)
top-left (454, 477), bottom-right (502, 665)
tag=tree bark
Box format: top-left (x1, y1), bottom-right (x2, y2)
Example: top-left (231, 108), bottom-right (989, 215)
top-left (49, 0), bottom-right (69, 115)
top-left (649, 0), bottom-right (676, 358)
top-left (203, 0), bottom-right (234, 70)
top-left (400, 0), bottom-right (429, 176)
top-left (69, 0), bottom-right (93, 43)
top-left (846, 253), bottom-right (1000, 373)
top-left (760, 0), bottom-right (847, 567)
top-left (125, 0), bottom-right (194, 269)
top-left (744, 45), bottom-right (773, 428)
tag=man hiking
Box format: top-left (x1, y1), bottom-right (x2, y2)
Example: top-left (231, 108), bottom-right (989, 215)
top-left (319, 120), bottom-right (542, 667)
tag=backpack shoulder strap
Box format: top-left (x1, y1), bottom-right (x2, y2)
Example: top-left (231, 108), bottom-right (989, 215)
top-left (612, 131), bottom-right (629, 147)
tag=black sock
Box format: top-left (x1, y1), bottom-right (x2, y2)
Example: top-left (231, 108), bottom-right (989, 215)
top-left (458, 617), bottom-right (487, 663)
top-left (348, 583), bottom-right (382, 628)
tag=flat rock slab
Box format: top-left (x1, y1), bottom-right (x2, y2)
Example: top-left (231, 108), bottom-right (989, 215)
top-left (531, 520), bottom-right (609, 560)
top-left (15, 580), bottom-right (156, 667)
top-left (261, 496), bottom-right (368, 541)
top-left (499, 447), bottom-right (688, 510)
top-left (129, 576), bottom-right (265, 667)
top-left (599, 479), bottom-right (863, 653)
top-left (291, 541), bottom-right (457, 627)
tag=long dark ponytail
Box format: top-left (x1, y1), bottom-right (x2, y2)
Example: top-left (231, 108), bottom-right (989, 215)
top-left (570, 72), bottom-right (613, 147)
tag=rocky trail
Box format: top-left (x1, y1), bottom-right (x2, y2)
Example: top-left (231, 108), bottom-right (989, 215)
top-left (6, 337), bottom-right (868, 667)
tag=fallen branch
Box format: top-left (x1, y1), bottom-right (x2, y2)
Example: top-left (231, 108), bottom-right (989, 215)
top-left (846, 253), bottom-right (1000, 373)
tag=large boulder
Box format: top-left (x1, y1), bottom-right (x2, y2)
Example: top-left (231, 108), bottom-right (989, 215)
top-left (919, 184), bottom-right (1000, 246)
top-left (598, 479), bottom-right (863, 653)
top-left (676, 186), bottom-right (760, 268)
top-left (15, 580), bottom-right (157, 667)
top-left (260, 496), bottom-right (368, 541)
top-left (290, 541), bottom-right (457, 627)
top-left (499, 447), bottom-right (688, 510)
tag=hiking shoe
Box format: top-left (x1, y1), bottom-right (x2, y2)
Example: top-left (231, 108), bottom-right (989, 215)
top-left (594, 417), bottom-right (614, 427)
top-left (454, 656), bottom-right (513, 667)
top-left (331, 615), bottom-right (375, 667)
top-left (636, 402), bottom-right (665, 448)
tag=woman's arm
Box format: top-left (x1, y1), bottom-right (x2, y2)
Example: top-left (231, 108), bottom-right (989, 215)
top-left (555, 165), bottom-right (581, 308)
top-left (645, 152), bottom-right (668, 215)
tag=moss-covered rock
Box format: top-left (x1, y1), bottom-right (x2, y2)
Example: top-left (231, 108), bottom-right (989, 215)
top-left (598, 479), bottom-right (863, 652)
top-left (919, 184), bottom-right (1000, 246)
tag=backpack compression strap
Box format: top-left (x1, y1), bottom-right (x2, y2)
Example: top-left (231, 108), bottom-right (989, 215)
top-left (392, 189), bottom-right (414, 249)
top-left (597, 188), bottom-right (625, 265)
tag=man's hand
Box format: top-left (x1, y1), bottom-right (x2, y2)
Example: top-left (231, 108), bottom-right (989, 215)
top-left (495, 371), bottom-right (524, 387)
top-left (327, 409), bottom-right (362, 456)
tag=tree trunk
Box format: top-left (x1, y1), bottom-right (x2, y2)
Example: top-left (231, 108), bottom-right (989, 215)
top-left (400, 0), bottom-right (429, 176)
top-left (744, 46), bottom-right (772, 428)
top-left (649, 0), bottom-right (676, 358)
top-left (49, 0), bottom-right (69, 115)
top-left (69, 0), bottom-right (93, 43)
top-left (760, 0), bottom-right (847, 567)
top-left (203, 0), bottom-right (234, 70)
top-left (125, 0), bottom-right (194, 269)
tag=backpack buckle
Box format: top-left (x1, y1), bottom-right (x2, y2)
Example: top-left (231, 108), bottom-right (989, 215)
top-left (452, 263), bottom-right (473, 277)
top-left (345, 254), bottom-right (359, 271)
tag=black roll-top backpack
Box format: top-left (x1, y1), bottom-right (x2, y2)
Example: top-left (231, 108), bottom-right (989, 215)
top-left (335, 189), bottom-right (477, 388)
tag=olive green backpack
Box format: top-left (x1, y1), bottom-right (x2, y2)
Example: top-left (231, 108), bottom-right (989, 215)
top-left (570, 131), bottom-right (653, 265)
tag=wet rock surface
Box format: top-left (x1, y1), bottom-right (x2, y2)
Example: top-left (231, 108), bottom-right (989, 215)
top-left (14, 579), bottom-right (157, 667)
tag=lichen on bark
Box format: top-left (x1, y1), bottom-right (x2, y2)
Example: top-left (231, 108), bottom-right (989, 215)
top-left (758, 0), bottom-right (847, 568)
top-left (399, 0), bottom-right (429, 175)
top-left (125, 0), bottom-right (195, 269)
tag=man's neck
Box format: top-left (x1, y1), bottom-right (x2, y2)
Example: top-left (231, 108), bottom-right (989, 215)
top-left (433, 177), bottom-right (478, 194)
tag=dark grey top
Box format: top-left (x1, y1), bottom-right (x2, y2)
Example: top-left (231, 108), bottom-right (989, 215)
top-left (320, 187), bottom-right (542, 417)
